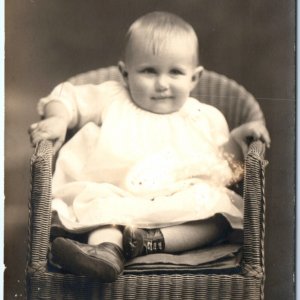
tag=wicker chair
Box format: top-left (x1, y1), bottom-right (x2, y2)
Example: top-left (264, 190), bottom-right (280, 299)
top-left (26, 66), bottom-right (268, 299)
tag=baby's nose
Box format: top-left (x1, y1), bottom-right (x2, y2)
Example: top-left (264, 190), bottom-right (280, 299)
top-left (155, 75), bottom-right (169, 91)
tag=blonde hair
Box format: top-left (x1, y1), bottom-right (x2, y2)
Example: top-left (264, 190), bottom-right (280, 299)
top-left (124, 11), bottom-right (199, 65)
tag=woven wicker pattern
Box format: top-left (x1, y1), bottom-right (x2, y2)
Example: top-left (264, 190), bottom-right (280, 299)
top-left (27, 68), bottom-right (268, 299)
top-left (27, 140), bottom-right (53, 274)
top-left (28, 272), bottom-right (262, 300)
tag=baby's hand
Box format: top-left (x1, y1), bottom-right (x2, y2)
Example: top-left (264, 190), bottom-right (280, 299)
top-left (230, 121), bottom-right (271, 157)
top-left (28, 116), bottom-right (68, 154)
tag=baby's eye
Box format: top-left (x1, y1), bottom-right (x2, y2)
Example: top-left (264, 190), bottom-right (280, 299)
top-left (170, 69), bottom-right (184, 75)
top-left (140, 67), bottom-right (156, 74)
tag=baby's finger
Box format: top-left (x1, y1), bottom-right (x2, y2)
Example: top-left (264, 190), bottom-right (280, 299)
top-left (31, 135), bottom-right (46, 146)
top-left (31, 131), bottom-right (53, 144)
top-left (28, 123), bottom-right (38, 134)
top-left (253, 126), bottom-right (271, 147)
top-left (249, 129), bottom-right (261, 140)
top-left (240, 141), bottom-right (249, 158)
top-left (28, 123), bottom-right (50, 137)
top-left (29, 134), bottom-right (37, 147)
top-left (262, 130), bottom-right (271, 147)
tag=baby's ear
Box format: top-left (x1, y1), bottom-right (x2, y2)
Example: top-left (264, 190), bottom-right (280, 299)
top-left (192, 66), bottom-right (204, 82)
top-left (190, 66), bottom-right (204, 90)
top-left (118, 61), bottom-right (128, 82)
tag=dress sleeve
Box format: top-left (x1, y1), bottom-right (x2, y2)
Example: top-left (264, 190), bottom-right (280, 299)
top-left (202, 104), bottom-right (230, 147)
top-left (37, 81), bottom-right (120, 129)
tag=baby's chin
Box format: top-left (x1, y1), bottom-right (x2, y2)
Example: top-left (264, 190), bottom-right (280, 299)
top-left (147, 108), bottom-right (178, 115)
top-left (140, 102), bottom-right (184, 115)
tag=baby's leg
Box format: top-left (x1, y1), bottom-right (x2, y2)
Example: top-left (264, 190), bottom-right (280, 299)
top-left (51, 226), bottom-right (124, 282)
top-left (123, 214), bottom-right (231, 258)
top-left (88, 225), bottom-right (123, 248)
top-left (162, 214), bottom-right (230, 252)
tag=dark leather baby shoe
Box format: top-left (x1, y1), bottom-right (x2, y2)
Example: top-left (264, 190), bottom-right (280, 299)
top-left (51, 237), bottom-right (124, 282)
top-left (123, 227), bottom-right (165, 259)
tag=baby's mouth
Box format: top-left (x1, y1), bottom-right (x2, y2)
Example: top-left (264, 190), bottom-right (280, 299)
top-left (151, 95), bottom-right (173, 100)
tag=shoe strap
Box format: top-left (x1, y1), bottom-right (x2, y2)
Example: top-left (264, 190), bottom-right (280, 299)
top-left (144, 229), bottom-right (165, 254)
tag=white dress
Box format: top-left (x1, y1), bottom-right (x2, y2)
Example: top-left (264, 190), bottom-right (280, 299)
top-left (38, 81), bottom-right (244, 231)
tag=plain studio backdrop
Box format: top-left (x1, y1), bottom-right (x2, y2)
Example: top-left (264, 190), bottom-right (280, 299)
top-left (5, 1), bottom-right (295, 299)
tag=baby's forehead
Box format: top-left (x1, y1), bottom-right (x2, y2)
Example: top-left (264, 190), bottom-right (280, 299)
top-left (132, 29), bottom-right (196, 47)
top-left (126, 32), bottom-right (198, 63)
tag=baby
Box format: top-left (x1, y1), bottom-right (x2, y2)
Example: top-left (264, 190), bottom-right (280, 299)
top-left (29, 11), bottom-right (270, 282)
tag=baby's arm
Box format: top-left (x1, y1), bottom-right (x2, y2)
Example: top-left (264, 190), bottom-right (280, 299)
top-left (28, 101), bottom-right (70, 153)
top-left (221, 121), bottom-right (270, 184)
top-left (28, 81), bottom-right (112, 153)
top-left (230, 121), bottom-right (271, 158)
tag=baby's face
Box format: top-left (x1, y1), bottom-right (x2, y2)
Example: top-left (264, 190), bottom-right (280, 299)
top-left (122, 36), bottom-right (201, 114)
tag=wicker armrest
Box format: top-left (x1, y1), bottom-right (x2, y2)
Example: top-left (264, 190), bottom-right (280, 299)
top-left (242, 140), bottom-right (267, 277)
top-left (27, 140), bottom-right (53, 273)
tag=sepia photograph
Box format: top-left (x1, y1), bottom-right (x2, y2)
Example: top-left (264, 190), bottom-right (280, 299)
top-left (5, 1), bottom-right (295, 299)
